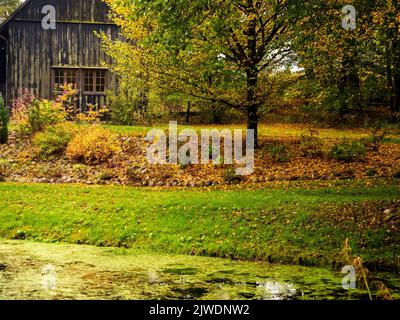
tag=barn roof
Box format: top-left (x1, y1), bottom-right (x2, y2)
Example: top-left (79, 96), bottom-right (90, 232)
top-left (0, 0), bottom-right (33, 34)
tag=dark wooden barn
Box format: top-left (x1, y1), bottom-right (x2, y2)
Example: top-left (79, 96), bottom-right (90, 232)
top-left (0, 0), bottom-right (120, 110)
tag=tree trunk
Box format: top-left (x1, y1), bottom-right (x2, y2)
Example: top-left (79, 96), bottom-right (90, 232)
top-left (386, 1), bottom-right (400, 120)
top-left (245, 2), bottom-right (259, 148)
top-left (185, 100), bottom-right (191, 123)
top-left (386, 39), bottom-right (399, 120)
top-left (247, 105), bottom-right (258, 148)
top-left (140, 89), bottom-right (149, 115)
top-left (246, 69), bottom-right (259, 148)
top-left (394, 19), bottom-right (400, 116)
top-left (339, 39), bottom-right (360, 114)
top-left (211, 100), bottom-right (222, 124)
top-left (395, 73), bottom-right (400, 114)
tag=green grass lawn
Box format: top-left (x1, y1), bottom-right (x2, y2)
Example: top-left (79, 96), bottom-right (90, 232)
top-left (0, 182), bottom-right (398, 267)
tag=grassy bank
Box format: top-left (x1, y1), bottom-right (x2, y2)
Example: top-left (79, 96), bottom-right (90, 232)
top-left (0, 182), bottom-right (399, 267)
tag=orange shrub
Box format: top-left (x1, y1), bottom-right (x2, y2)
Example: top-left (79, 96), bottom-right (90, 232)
top-left (66, 126), bottom-right (121, 164)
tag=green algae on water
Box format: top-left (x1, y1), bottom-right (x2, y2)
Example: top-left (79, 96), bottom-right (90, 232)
top-left (0, 240), bottom-right (398, 300)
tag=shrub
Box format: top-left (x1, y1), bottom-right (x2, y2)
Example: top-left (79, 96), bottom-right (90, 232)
top-left (329, 140), bottom-right (367, 162)
top-left (365, 168), bottom-right (377, 177)
top-left (107, 83), bottom-right (148, 125)
top-left (268, 144), bottom-right (291, 163)
top-left (222, 168), bottom-right (243, 184)
top-left (393, 171), bottom-right (400, 179)
top-left (11, 89), bottom-right (35, 124)
top-left (72, 164), bottom-right (89, 179)
top-left (33, 123), bottom-right (77, 156)
top-left (299, 130), bottom-right (323, 158)
top-left (98, 170), bottom-right (114, 181)
top-left (66, 126), bottom-right (121, 164)
top-left (0, 94), bottom-right (9, 144)
top-left (0, 159), bottom-right (11, 180)
top-left (362, 122), bottom-right (390, 152)
top-left (125, 165), bottom-right (142, 182)
top-left (40, 164), bottom-right (64, 179)
top-left (75, 103), bottom-right (109, 123)
top-left (55, 84), bottom-right (78, 119)
top-left (28, 99), bottom-right (67, 133)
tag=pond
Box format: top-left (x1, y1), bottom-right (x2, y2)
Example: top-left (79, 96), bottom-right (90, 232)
top-left (0, 240), bottom-right (398, 300)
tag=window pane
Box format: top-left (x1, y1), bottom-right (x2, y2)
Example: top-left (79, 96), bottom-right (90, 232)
top-left (96, 70), bottom-right (105, 92)
top-left (81, 69), bottom-right (107, 93)
top-left (84, 70), bottom-right (94, 92)
top-left (54, 69), bottom-right (77, 91)
top-left (54, 69), bottom-right (63, 91)
top-left (66, 70), bottom-right (76, 88)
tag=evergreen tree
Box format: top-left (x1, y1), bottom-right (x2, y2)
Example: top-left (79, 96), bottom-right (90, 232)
top-left (0, 93), bottom-right (9, 144)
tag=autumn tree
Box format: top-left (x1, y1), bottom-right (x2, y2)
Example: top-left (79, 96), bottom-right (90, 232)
top-left (101, 0), bottom-right (311, 146)
top-left (295, 0), bottom-right (400, 119)
top-left (0, 0), bottom-right (20, 23)
top-left (374, 0), bottom-right (400, 118)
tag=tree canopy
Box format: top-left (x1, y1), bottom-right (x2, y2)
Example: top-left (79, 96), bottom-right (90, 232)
top-left (0, 0), bottom-right (20, 23)
top-left (101, 0), bottom-right (400, 145)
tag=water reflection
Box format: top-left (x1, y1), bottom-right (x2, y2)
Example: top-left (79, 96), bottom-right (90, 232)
top-left (256, 281), bottom-right (297, 300)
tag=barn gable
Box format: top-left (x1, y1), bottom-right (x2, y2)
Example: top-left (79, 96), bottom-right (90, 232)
top-left (0, 0), bottom-right (111, 28)
top-left (0, 0), bottom-right (119, 110)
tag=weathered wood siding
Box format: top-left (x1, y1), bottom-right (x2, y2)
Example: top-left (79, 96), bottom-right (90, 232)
top-left (14, 0), bottom-right (111, 23)
top-left (0, 38), bottom-right (6, 97)
top-left (3, 0), bottom-right (119, 103)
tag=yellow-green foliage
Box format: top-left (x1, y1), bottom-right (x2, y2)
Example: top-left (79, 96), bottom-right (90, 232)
top-left (66, 126), bottom-right (121, 164)
top-left (299, 130), bottom-right (324, 158)
top-left (75, 104), bottom-right (109, 124)
top-left (33, 123), bottom-right (78, 156)
top-left (329, 140), bottom-right (367, 163)
top-left (28, 99), bottom-right (67, 133)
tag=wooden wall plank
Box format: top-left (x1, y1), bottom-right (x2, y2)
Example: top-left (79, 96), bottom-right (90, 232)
top-left (5, 0), bottom-right (121, 103)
